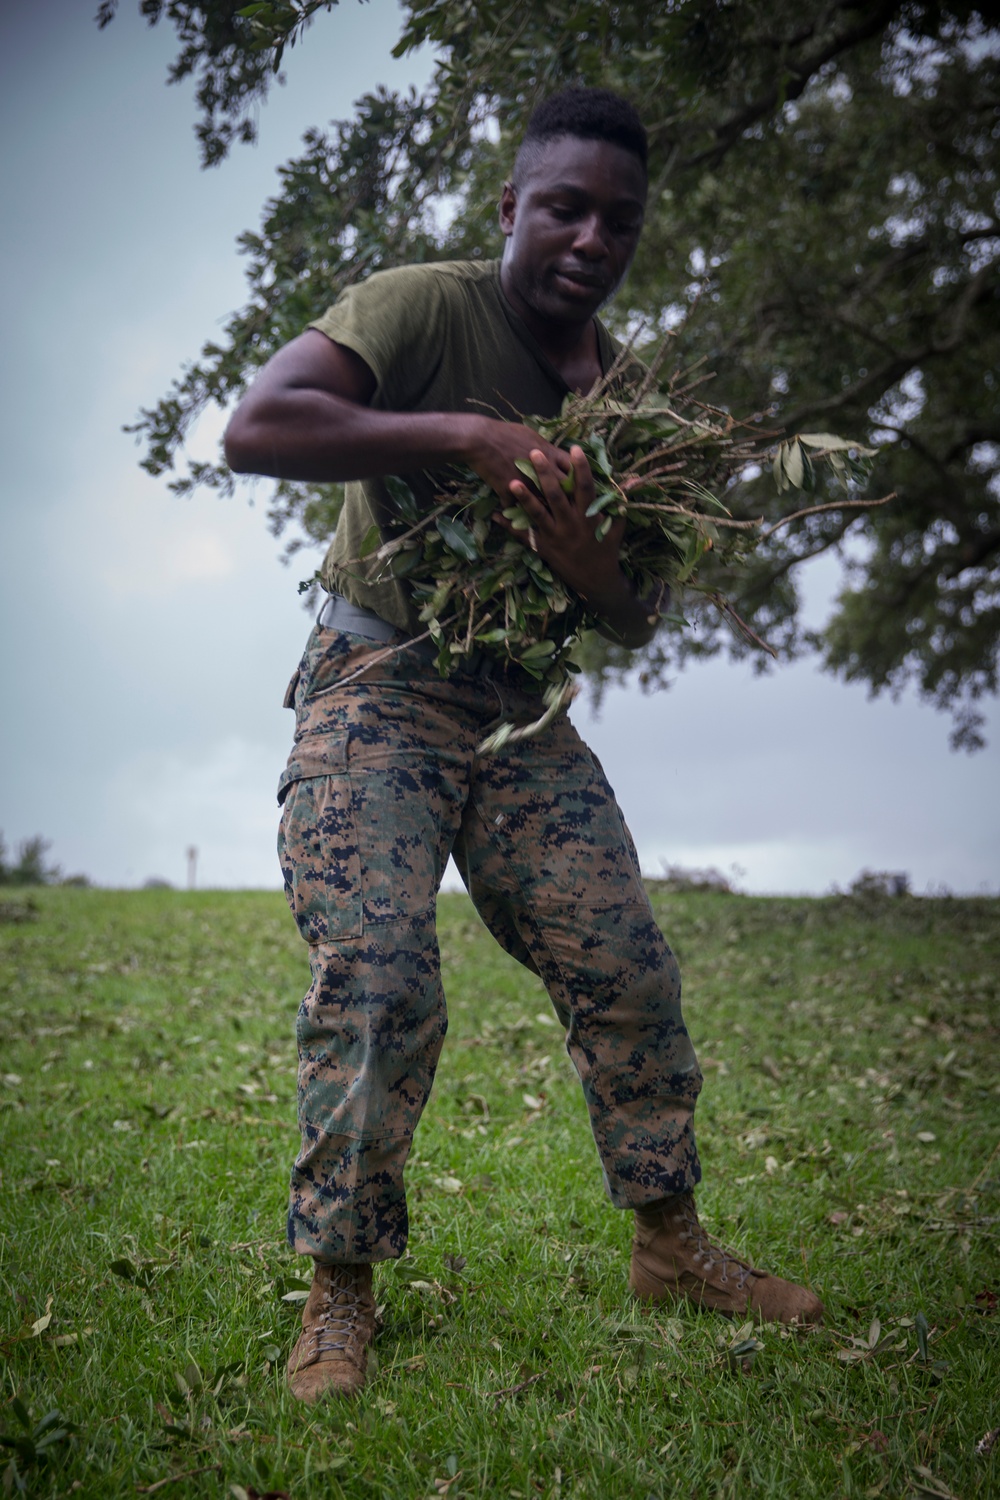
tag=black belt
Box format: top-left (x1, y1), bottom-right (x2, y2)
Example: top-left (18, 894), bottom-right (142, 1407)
top-left (317, 591), bottom-right (401, 643)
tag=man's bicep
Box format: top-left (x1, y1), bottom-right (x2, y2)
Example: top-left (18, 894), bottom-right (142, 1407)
top-left (266, 328), bottom-right (378, 406)
top-left (224, 329), bottom-right (379, 476)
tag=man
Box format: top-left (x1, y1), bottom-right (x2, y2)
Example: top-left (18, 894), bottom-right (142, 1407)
top-left (225, 87), bottom-right (823, 1405)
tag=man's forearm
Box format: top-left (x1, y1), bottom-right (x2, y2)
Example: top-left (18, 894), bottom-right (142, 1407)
top-left (225, 389), bottom-right (485, 484)
top-left (570, 561), bottom-right (663, 650)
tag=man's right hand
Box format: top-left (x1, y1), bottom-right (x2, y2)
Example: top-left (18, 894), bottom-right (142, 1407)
top-left (463, 417), bottom-right (572, 505)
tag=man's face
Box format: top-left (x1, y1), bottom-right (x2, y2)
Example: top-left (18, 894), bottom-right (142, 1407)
top-left (499, 134), bottom-right (647, 332)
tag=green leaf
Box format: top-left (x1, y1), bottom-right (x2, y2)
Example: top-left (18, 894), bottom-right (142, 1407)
top-left (0, 1436), bottom-right (33, 1461)
top-left (674, 533), bottom-right (709, 583)
top-left (10, 1400), bottom-right (31, 1432)
top-left (915, 1310), bottom-right (929, 1362)
top-left (389, 547), bottom-right (423, 578)
top-left (33, 1428), bottom-right (71, 1454)
top-left (520, 640), bottom-right (556, 660)
top-left (797, 432), bottom-right (875, 455)
top-left (384, 475), bottom-right (418, 521)
top-left (585, 490), bottom-right (616, 518)
top-left (32, 1412), bottom-right (68, 1440)
top-left (772, 447), bottom-right (787, 493)
top-left (587, 432), bottom-right (612, 478)
top-left (436, 515), bottom-right (479, 562)
top-left (359, 524), bottom-right (382, 558)
top-left (514, 458), bottom-right (541, 488)
top-left (784, 440), bottom-right (804, 489)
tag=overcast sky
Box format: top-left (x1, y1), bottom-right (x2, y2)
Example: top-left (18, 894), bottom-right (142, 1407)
top-left (1, 1), bottom-right (997, 896)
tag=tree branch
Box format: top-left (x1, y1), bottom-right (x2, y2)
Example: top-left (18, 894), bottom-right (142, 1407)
top-left (781, 257), bottom-right (995, 430)
top-left (932, 260), bottom-right (997, 355)
top-left (676, 0), bottom-right (906, 173)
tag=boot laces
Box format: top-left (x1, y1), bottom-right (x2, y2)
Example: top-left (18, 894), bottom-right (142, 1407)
top-left (676, 1198), bottom-right (755, 1290)
top-left (310, 1268), bottom-right (368, 1357)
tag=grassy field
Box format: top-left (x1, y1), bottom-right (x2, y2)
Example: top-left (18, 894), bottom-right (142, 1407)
top-left (1, 885), bottom-right (998, 1499)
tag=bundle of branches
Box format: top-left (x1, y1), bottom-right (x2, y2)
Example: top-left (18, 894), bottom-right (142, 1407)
top-left (351, 353), bottom-right (883, 751)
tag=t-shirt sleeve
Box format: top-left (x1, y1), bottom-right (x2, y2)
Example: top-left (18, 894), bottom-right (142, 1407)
top-left (308, 266), bottom-right (447, 411)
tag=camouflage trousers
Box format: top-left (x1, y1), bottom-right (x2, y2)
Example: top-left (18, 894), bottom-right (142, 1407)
top-left (277, 622), bottom-right (702, 1264)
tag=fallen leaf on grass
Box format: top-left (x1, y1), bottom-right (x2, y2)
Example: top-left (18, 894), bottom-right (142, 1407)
top-left (110, 1257), bottom-right (174, 1289)
top-left (51, 1328), bottom-right (93, 1347)
top-left (836, 1315), bottom-right (907, 1363)
top-left (915, 1310), bottom-right (930, 1362)
top-left (723, 1322), bottom-right (765, 1374)
top-left (0, 1399), bottom-right (77, 1467)
top-left (975, 1426), bottom-right (999, 1458)
top-left (726, 1337), bottom-right (764, 1371)
top-left (910, 1465), bottom-right (961, 1499)
top-left (277, 1277), bottom-right (311, 1305)
top-left (29, 1296), bottom-right (53, 1338)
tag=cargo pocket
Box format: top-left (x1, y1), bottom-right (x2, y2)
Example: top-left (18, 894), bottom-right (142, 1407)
top-left (277, 733), bottom-right (362, 944)
top-left (282, 669), bottom-right (301, 709)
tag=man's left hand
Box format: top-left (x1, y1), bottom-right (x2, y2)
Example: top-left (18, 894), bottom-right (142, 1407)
top-left (495, 446), bottom-right (661, 650)
top-left (498, 445), bottom-right (625, 596)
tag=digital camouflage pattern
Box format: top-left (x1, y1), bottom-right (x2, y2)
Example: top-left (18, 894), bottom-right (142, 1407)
top-left (278, 622), bottom-right (702, 1263)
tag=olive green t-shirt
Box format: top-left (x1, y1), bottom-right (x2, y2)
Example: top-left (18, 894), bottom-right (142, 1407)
top-left (308, 258), bottom-right (625, 634)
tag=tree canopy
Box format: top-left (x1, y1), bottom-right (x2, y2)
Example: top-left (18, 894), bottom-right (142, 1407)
top-left (102, 0), bottom-right (1000, 747)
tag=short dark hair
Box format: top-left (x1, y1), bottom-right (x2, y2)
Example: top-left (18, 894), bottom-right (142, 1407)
top-left (512, 87), bottom-right (648, 186)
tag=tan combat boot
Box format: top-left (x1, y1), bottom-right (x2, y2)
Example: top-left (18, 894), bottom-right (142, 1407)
top-left (286, 1261), bottom-right (376, 1402)
top-left (630, 1193), bottom-right (824, 1325)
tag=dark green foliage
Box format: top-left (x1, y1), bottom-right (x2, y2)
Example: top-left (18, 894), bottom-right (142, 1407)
top-left (96, 0), bottom-right (341, 166)
top-left (0, 834), bottom-right (60, 888)
top-left (102, 2), bottom-right (1000, 745)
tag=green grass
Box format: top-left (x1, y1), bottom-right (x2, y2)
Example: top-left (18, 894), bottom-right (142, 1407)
top-left (1, 886), bottom-right (998, 1499)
